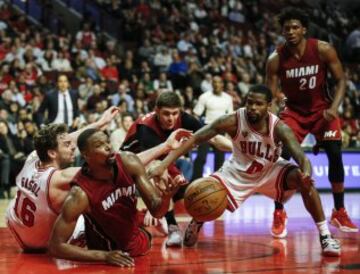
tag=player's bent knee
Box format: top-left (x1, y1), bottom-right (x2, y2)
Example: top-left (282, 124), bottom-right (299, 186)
top-left (284, 168), bottom-right (302, 190)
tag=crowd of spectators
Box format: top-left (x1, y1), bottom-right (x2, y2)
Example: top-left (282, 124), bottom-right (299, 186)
top-left (0, 0), bottom-right (359, 196)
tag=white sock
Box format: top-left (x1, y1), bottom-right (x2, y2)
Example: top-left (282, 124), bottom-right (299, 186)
top-left (316, 220), bottom-right (331, 236)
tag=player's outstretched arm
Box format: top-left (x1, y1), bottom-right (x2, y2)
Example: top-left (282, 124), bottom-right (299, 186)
top-left (208, 134), bottom-right (233, 151)
top-left (148, 113), bottom-right (237, 179)
top-left (68, 106), bottom-right (120, 142)
top-left (48, 186), bottom-right (134, 267)
top-left (136, 128), bottom-right (192, 166)
top-left (275, 121), bottom-right (312, 178)
top-left (121, 152), bottom-right (176, 218)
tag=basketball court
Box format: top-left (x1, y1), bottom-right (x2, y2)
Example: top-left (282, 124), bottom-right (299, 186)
top-left (0, 193), bottom-right (359, 273)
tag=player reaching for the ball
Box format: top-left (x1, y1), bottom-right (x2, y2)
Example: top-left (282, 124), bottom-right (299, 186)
top-left (148, 84), bottom-right (341, 257)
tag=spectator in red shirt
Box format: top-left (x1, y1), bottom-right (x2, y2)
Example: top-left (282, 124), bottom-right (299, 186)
top-left (101, 57), bottom-right (119, 83)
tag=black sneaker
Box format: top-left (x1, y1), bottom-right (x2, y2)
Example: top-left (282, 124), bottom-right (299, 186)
top-left (183, 219), bottom-right (203, 247)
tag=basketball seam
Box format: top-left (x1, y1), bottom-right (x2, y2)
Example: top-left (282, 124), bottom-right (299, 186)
top-left (195, 194), bottom-right (228, 219)
top-left (185, 189), bottom-right (227, 207)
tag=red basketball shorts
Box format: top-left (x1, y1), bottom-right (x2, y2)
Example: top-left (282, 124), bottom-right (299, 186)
top-left (280, 108), bottom-right (342, 143)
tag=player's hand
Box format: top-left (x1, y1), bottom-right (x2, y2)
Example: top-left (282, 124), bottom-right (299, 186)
top-left (105, 250), bottom-right (134, 267)
top-left (97, 106), bottom-right (121, 129)
top-left (323, 107), bottom-right (338, 121)
top-left (165, 128), bottom-right (193, 150)
top-left (157, 174), bottom-right (184, 197)
top-left (147, 162), bottom-right (167, 181)
top-left (144, 209), bottom-right (159, 226)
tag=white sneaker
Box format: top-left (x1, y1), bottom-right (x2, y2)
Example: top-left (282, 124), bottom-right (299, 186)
top-left (166, 225), bottom-right (182, 247)
top-left (320, 234), bottom-right (341, 257)
top-left (183, 219), bottom-right (203, 247)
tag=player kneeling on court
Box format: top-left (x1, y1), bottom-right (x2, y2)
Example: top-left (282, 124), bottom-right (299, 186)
top-left (49, 129), bottom-right (182, 267)
top-left (149, 85), bottom-right (341, 257)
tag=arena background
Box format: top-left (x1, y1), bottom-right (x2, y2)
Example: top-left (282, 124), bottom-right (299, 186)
top-left (0, 1), bottom-right (359, 273)
top-left (1, 0), bottom-right (359, 194)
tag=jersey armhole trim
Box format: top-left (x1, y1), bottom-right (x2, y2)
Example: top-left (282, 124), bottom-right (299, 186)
top-left (232, 110), bottom-right (241, 141)
top-left (272, 117), bottom-right (280, 142)
top-left (46, 169), bottom-right (60, 215)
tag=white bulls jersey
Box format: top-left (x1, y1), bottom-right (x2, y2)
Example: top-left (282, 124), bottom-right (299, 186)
top-left (226, 108), bottom-right (282, 181)
top-left (6, 151), bottom-right (58, 249)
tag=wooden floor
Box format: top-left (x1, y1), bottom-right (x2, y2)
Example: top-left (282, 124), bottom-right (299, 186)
top-left (0, 193), bottom-right (359, 274)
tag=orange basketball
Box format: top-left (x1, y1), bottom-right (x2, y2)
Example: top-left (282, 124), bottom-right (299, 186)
top-left (184, 179), bottom-right (228, 222)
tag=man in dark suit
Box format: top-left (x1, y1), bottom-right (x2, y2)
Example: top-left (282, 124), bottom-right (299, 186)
top-left (36, 74), bottom-right (79, 127)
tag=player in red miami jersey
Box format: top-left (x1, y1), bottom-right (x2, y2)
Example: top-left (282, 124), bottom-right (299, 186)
top-left (49, 129), bottom-right (182, 267)
top-left (6, 105), bottom-right (189, 252)
top-left (266, 7), bottom-right (358, 238)
top-left (148, 85), bottom-right (341, 257)
top-left (122, 92), bottom-right (232, 247)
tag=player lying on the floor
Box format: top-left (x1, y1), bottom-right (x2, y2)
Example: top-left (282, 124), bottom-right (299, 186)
top-left (48, 129), bottom-right (184, 266)
top-left (6, 106), bottom-right (191, 252)
top-left (148, 84), bottom-right (341, 257)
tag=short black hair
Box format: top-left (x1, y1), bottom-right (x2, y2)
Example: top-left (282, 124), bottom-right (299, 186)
top-left (156, 91), bottom-right (182, 108)
top-left (248, 84), bottom-right (273, 102)
top-left (278, 7), bottom-right (309, 28)
top-left (34, 124), bottom-right (68, 162)
top-left (77, 128), bottom-right (98, 152)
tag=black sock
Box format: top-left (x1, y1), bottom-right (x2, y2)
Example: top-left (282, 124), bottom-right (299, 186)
top-left (165, 210), bottom-right (177, 226)
top-left (333, 192), bottom-right (344, 210)
top-left (274, 201), bottom-right (284, 210)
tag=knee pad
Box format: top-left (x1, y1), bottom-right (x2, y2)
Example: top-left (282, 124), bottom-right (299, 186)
top-left (322, 141), bottom-right (344, 183)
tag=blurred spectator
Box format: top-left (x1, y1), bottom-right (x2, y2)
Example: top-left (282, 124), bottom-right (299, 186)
top-left (86, 83), bottom-right (107, 112)
top-left (345, 24), bottom-right (360, 63)
top-left (168, 50), bottom-right (188, 89)
top-left (0, 119), bottom-right (26, 198)
top-left (51, 51), bottom-right (73, 72)
top-left (200, 73), bottom-right (213, 94)
top-left (110, 112), bottom-right (134, 151)
top-left (101, 56), bottom-right (119, 83)
top-left (112, 82), bottom-right (134, 112)
top-left (76, 22), bottom-right (96, 50)
top-left (153, 46), bottom-right (172, 73)
top-left (192, 76), bottom-right (233, 180)
top-left (153, 72), bottom-right (173, 93)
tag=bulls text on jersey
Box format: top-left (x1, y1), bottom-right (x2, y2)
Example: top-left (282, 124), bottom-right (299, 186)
top-left (239, 141), bottom-right (281, 163)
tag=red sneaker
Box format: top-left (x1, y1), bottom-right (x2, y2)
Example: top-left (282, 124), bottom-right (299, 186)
top-left (330, 208), bottom-right (358, 232)
top-left (271, 209), bottom-right (288, 238)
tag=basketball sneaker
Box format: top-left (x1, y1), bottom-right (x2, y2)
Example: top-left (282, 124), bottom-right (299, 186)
top-left (183, 219), bottom-right (203, 247)
top-left (320, 234), bottom-right (341, 257)
top-left (330, 208), bottom-right (359, 232)
top-left (166, 225), bottom-right (182, 247)
top-left (271, 209), bottom-right (288, 238)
